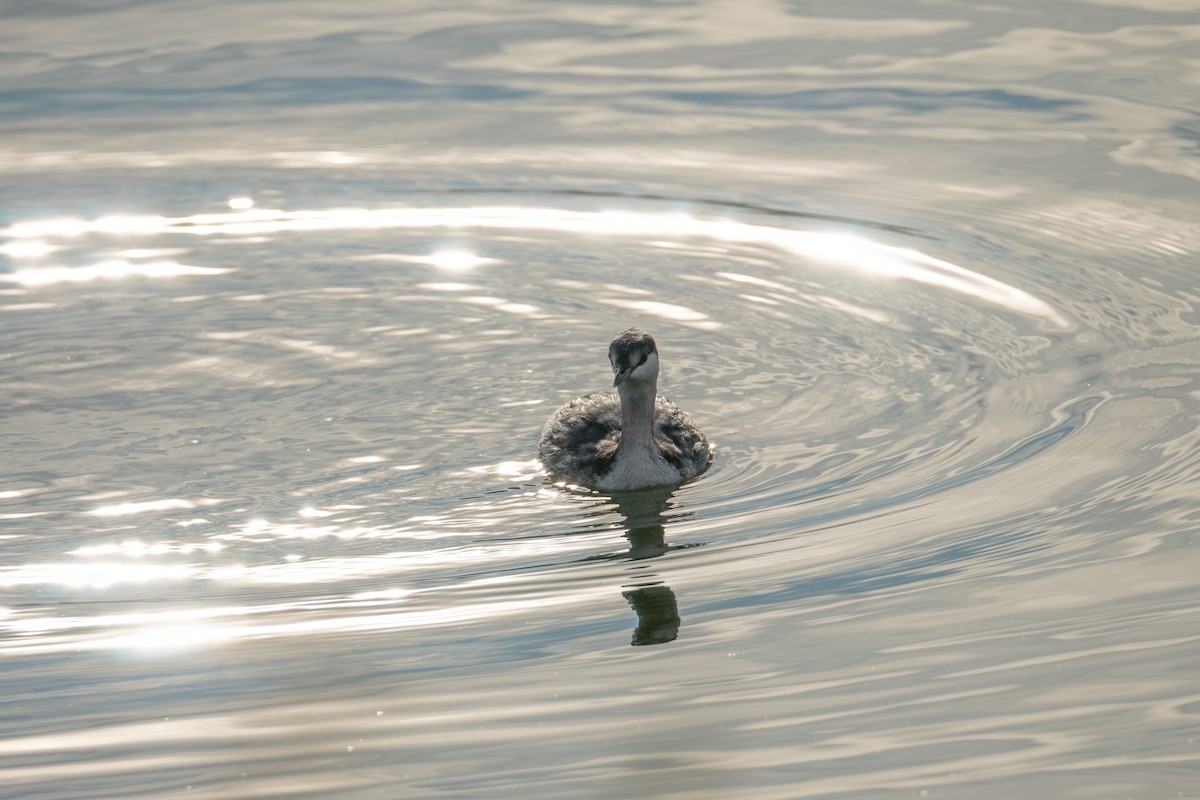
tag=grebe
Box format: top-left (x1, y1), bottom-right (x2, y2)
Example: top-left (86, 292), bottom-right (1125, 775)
top-left (538, 328), bottom-right (711, 490)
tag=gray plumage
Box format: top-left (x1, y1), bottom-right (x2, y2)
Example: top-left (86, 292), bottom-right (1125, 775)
top-left (539, 328), bottom-right (711, 490)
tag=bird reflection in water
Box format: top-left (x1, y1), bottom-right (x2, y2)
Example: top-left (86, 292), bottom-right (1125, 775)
top-left (623, 583), bottom-right (681, 647)
top-left (601, 485), bottom-right (696, 646)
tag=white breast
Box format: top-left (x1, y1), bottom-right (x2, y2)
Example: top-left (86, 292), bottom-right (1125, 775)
top-left (596, 444), bottom-right (680, 491)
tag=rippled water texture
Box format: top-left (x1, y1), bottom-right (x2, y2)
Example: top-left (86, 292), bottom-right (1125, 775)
top-left (3, 2), bottom-right (1200, 798)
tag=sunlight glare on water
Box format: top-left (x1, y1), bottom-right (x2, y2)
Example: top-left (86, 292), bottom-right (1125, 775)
top-left (1, 204), bottom-right (1066, 323)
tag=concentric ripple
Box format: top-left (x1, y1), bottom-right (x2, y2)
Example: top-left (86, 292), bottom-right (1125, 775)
top-left (3, 177), bottom-right (1199, 797)
top-left (1, 190), bottom-right (1104, 610)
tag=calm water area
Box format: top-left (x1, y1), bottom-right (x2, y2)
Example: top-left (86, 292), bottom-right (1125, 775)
top-left (2, 1), bottom-right (1200, 797)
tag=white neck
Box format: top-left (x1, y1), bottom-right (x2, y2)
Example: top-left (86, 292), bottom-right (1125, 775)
top-left (603, 376), bottom-right (681, 490)
top-left (617, 376), bottom-right (658, 452)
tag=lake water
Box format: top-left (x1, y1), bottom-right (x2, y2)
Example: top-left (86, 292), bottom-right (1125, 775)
top-left (3, 2), bottom-right (1200, 797)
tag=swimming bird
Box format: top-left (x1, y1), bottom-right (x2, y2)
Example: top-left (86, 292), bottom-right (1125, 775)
top-left (538, 328), bottom-right (711, 490)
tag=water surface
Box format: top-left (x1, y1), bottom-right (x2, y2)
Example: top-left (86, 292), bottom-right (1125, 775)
top-left (3, 2), bottom-right (1200, 798)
